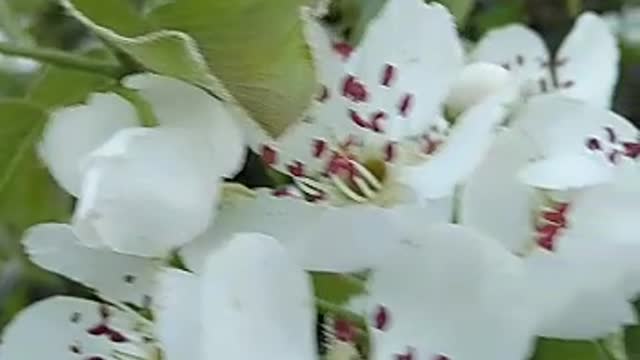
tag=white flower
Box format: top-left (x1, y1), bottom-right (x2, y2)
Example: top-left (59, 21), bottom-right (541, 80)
top-left (361, 224), bottom-right (537, 360)
top-left (1, 224), bottom-right (162, 359)
top-left (159, 229), bottom-right (537, 360)
top-left (0, 296), bottom-right (159, 360)
top-left (39, 74), bottom-right (245, 257)
top-left (513, 95), bottom-right (638, 190)
top-left (184, 0), bottom-right (506, 273)
top-left (155, 233), bottom-right (317, 360)
top-left (470, 12), bottom-right (619, 107)
top-left (444, 62), bottom-right (516, 118)
top-left (460, 98), bottom-right (640, 339)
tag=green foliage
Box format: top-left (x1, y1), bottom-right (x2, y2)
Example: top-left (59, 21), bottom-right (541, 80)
top-left (0, 100), bottom-right (70, 236)
top-left (531, 338), bottom-right (607, 360)
top-left (63, 0), bottom-right (317, 137)
top-left (28, 65), bottom-right (115, 109)
top-left (311, 271), bottom-right (367, 305)
top-left (434, 0), bottom-right (476, 25)
top-left (469, 0), bottom-right (526, 37)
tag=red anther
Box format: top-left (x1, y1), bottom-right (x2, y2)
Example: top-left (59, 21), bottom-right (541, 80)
top-left (541, 211), bottom-right (566, 226)
top-left (333, 42), bottom-right (353, 60)
top-left (313, 139), bottom-right (328, 158)
top-left (605, 127), bottom-right (617, 143)
top-left (287, 161), bottom-right (305, 177)
top-left (370, 111), bottom-right (387, 133)
top-left (373, 305), bottom-right (390, 331)
top-left (349, 110), bottom-right (370, 129)
top-left (261, 145), bottom-right (277, 166)
top-left (384, 142), bottom-right (397, 162)
top-left (381, 64), bottom-right (396, 87)
top-left (334, 318), bottom-right (356, 343)
top-left (342, 76), bottom-right (368, 102)
top-left (87, 324), bottom-right (110, 336)
top-left (398, 94), bottom-right (414, 117)
top-left (623, 142), bottom-right (640, 159)
top-left (586, 137), bottom-right (601, 151)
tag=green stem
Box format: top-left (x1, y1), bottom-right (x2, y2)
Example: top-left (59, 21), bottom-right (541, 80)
top-left (0, 0), bottom-right (31, 45)
top-left (0, 42), bottom-right (128, 78)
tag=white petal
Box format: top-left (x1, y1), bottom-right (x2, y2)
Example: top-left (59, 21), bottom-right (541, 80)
top-left (445, 62), bottom-right (517, 117)
top-left (180, 189), bottom-right (404, 273)
top-left (201, 233), bottom-right (316, 360)
top-left (511, 95), bottom-right (638, 188)
top-left (39, 93), bottom-right (138, 196)
top-left (0, 296), bottom-right (149, 359)
top-left (555, 12), bottom-right (620, 107)
top-left (23, 223), bottom-right (158, 307)
top-left (253, 119), bottom-right (336, 178)
top-left (73, 127), bottom-right (218, 258)
top-left (567, 169), bottom-right (640, 298)
top-left (470, 24), bottom-right (549, 83)
top-left (460, 129), bottom-right (537, 254)
top-left (396, 99), bottom-right (506, 200)
top-left (512, 94), bottom-right (617, 157)
top-left (349, 0), bottom-right (464, 139)
top-left (367, 224), bottom-right (536, 360)
top-left (154, 269), bottom-right (201, 360)
top-left (124, 73), bottom-right (246, 177)
top-left (531, 236), bottom-right (637, 339)
top-left (518, 153), bottom-right (613, 190)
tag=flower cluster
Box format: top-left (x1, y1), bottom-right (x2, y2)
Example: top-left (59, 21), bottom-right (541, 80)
top-left (1, 1), bottom-right (639, 360)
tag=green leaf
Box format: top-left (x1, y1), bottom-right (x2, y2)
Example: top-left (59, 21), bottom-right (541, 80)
top-left (311, 271), bottom-right (367, 305)
top-left (471, 0), bottom-right (526, 37)
top-left (624, 300), bottom-right (640, 359)
top-left (329, 0), bottom-right (387, 44)
top-left (531, 338), bottom-right (611, 360)
top-left (0, 100), bottom-right (71, 235)
top-left (63, 0), bottom-right (317, 137)
top-left (27, 65), bottom-right (116, 109)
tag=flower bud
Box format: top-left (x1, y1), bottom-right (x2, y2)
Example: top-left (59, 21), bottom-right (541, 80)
top-left (445, 62), bottom-right (514, 118)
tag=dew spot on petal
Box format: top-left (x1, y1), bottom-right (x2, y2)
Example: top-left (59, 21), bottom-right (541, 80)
top-left (70, 312), bottom-right (82, 323)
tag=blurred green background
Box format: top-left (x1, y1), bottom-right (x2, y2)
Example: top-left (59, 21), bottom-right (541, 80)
top-left (0, 0), bottom-right (640, 358)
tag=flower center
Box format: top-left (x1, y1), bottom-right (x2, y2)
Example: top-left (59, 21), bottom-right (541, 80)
top-left (585, 126), bottom-right (640, 163)
top-left (534, 201), bottom-right (569, 251)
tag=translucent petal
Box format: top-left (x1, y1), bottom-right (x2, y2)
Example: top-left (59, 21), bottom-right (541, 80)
top-left (0, 296), bottom-right (150, 359)
top-left (201, 233), bottom-right (316, 360)
top-left (470, 24), bottom-right (549, 83)
top-left (518, 153), bottom-right (613, 190)
top-left (460, 129), bottom-right (537, 254)
top-left (154, 269), bottom-right (201, 360)
top-left (180, 189), bottom-right (405, 273)
top-left (73, 127), bottom-right (218, 257)
top-left (367, 224), bottom-right (536, 360)
top-left (555, 12), bottom-right (619, 107)
top-left (24, 223), bottom-right (158, 307)
top-left (123, 73), bottom-right (246, 177)
top-left (396, 98), bottom-right (506, 200)
top-left (348, 0), bottom-right (464, 140)
top-left (38, 93), bottom-right (138, 196)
